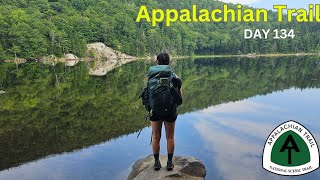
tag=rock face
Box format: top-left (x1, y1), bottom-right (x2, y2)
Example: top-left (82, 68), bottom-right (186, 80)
top-left (87, 42), bottom-right (137, 76)
top-left (128, 155), bottom-right (206, 180)
top-left (87, 43), bottom-right (117, 60)
top-left (87, 42), bottom-right (136, 60)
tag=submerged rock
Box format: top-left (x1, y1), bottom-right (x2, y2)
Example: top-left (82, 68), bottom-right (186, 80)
top-left (127, 155), bottom-right (206, 180)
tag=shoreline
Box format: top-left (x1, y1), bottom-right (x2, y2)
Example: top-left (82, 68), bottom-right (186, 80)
top-left (179, 52), bottom-right (320, 59)
top-left (2, 52), bottom-right (319, 63)
top-left (137, 52), bottom-right (320, 60)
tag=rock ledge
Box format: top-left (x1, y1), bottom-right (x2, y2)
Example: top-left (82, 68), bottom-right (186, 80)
top-left (128, 155), bottom-right (206, 180)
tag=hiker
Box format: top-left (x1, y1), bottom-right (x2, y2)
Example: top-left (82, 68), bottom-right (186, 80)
top-left (140, 52), bottom-right (182, 171)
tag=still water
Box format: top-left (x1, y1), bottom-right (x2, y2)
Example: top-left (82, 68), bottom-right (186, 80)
top-left (0, 57), bottom-right (320, 180)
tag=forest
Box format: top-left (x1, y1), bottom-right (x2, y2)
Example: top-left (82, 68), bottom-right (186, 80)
top-left (1, 0), bottom-right (320, 60)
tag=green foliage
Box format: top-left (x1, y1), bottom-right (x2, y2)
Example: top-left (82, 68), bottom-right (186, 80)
top-left (1, 1), bottom-right (320, 60)
top-left (0, 61), bottom-right (147, 169)
top-left (176, 57), bottom-right (320, 112)
top-left (1, 56), bottom-right (320, 169)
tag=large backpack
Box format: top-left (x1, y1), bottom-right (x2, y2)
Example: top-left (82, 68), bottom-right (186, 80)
top-left (141, 65), bottom-right (177, 116)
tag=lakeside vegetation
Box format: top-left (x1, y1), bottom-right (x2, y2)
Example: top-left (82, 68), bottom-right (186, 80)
top-left (1, 56), bottom-right (320, 169)
top-left (1, 0), bottom-right (320, 60)
top-left (190, 53), bottom-right (320, 59)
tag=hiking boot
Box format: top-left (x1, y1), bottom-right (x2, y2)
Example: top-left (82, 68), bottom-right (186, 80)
top-left (167, 161), bottom-right (174, 171)
top-left (154, 160), bottom-right (161, 171)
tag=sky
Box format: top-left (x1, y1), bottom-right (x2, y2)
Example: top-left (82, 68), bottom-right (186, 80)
top-left (219, 0), bottom-right (317, 10)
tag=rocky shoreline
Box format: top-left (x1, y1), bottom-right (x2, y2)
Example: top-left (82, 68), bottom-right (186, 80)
top-left (2, 45), bottom-right (319, 77)
top-left (2, 42), bottom-right (138, 76)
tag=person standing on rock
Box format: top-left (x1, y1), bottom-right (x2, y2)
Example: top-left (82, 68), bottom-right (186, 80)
top-left (140, 52), bottom-right (182, 171)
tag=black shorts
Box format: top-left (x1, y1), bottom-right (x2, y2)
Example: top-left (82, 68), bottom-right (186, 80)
top-left (150, 112), bottom-right (177, 122)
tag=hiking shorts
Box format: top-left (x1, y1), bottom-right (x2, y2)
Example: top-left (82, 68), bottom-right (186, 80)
top-left (150, 112), bottom-right (177, 122)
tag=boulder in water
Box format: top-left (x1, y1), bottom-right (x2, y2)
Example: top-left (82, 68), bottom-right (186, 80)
top-left (64, 53), bottom-right (79, 67)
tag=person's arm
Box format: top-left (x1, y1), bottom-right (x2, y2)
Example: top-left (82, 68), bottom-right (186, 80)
top-left (175, 75), bottom-right (182, 97)
top-left (178, 88), bottom-right (182, 97)
top-left (172, 77), bottom-right (182, 105)
top-left (172, 77), bottom-right (182, 88)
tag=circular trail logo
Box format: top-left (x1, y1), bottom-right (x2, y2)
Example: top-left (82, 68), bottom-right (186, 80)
top-left (263, 120), bottom-right (320, 176)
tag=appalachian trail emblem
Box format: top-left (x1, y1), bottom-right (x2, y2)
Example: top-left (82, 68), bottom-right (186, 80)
top-left (263, 120), bottom-right (319, 176)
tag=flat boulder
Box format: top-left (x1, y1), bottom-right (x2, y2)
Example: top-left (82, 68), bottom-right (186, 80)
top-left (128, 155), bottom-right (206, 180)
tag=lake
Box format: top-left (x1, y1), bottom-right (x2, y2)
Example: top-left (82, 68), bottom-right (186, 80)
top-left (0, 57), bottom-right (320, 180)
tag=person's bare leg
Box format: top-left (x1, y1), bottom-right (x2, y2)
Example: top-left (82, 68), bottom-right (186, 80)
top-left (151, 120), bottom-right (162, 154)
top-left (164, 121), bottom-right (175, 153)
top-left (164, 121), bottom-right (175, 170)
top-left (151, 120), bottom-right (162, 170)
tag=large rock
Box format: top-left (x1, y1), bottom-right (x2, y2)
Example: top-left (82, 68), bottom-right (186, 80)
top-left (64, 53), bottom-right (80, 67)
top-left (87, 42), bottom-right (137, 76)
top-left (87, 42), bottom-right (117, 60)
top-left (128, 155), bottom-right (206, 180)
top-left (87, 42), bottom-right (136, 60)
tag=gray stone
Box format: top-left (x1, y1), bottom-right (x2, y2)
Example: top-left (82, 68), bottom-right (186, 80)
top-left (0, 90), bottom-right (5, 95)
top-left (87, 42), bottom-right (137, 76)
top-left (87, 42), bottom-right (137, 60)
top-left (128, 155), bottom-right (206, 180)
top-left (64, 53), bottom-right (80, 67)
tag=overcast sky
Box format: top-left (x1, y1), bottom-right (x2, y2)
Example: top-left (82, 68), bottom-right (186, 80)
top-left (219, 0), bottom-right (317, 9)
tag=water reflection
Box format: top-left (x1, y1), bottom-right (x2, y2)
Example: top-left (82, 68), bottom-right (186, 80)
top-left (1, 88), bottom-right (319, 180)
top-left (192, 88), bottom-right (320, 180)
top-left (0, 57), bottom-right (320, 179)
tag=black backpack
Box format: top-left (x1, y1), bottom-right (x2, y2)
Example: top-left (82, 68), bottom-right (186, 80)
top-left (140, 65), bottom-right (181, 116)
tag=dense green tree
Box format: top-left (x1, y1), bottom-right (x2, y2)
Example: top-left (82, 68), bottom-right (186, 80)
top-left (1, 0), bottom-right (320, 59)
